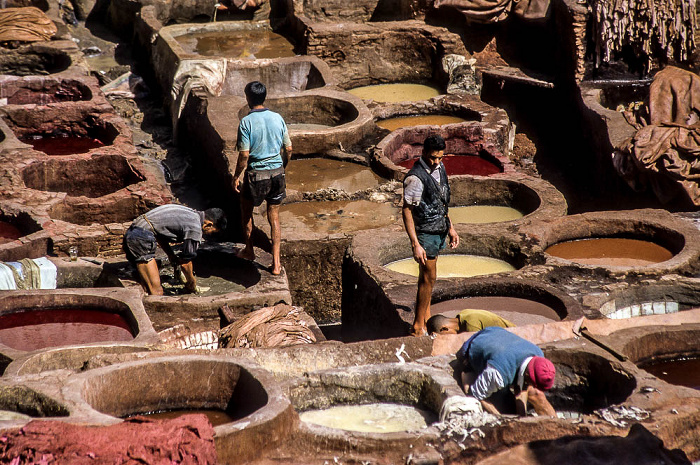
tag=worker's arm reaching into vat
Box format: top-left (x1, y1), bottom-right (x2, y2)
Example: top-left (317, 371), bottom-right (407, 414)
top-left (122, 205), bottom-right (227, 295)
top-left (457, 327), bottom-right (557, 417)
top-left (401, 135), bottom-right (458, 336)
top-left (232, 81), bottom-right (292, 276)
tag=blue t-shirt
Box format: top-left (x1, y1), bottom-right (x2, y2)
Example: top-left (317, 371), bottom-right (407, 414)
top-left (237, 108), bottom-right (291, 171)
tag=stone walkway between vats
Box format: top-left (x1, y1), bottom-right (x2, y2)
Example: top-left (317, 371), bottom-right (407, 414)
top-left (432, 308), bottom-right (700, 356)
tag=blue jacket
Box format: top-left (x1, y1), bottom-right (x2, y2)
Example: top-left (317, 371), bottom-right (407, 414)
top-left (459, 327), bottom-right (544, 386)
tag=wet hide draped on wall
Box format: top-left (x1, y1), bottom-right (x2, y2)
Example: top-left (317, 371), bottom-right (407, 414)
top-left (614, 67), bottom-right (700, 206)
top-left (433, 0), bottom-right (550, 23)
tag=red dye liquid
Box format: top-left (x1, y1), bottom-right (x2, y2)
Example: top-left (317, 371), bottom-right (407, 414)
top-left (641, 357), bottom-right (700, 390)
top-left (128, 409), bottom-right (236, 426)
top-left (0, 308), bottom-right (134, 351)
top-left (398, 155), bottom-right (502, 176)
top-left (0, 221), bottom-right (23, 245)
top-left (22, 135), bottom-right (105, 155)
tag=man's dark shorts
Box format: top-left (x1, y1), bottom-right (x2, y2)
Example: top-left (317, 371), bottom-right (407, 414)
top-left (417, 232), bottom-right (447, 259)
top-left (242, 167), bottom-right (286, 207)
top-left (123, 225), bottom-right (157, 263)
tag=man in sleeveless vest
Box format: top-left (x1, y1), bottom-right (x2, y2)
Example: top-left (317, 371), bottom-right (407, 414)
top-left (457, 327), bottom-right (557, 416)
top-left (401, 135), bottom-right (460, 335)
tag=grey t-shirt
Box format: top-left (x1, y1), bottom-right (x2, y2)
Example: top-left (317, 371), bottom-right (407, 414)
top-left (132, 204), bottom-right (204, 243)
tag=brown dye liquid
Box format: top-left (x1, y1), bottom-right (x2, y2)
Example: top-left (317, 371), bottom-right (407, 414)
top-left (376, 115), bottom-right (468, 131)
top-left (641, 358), bottom-right (700, 390)
top-left (175, 30), bottom-right (295, 59)
top-left (347, 83), bottom-right (442, 102)
top-left (0, 308), bottom-right (134, 351)
top-left (430, 296), bottom-right (561, 326)
top-left (21, 134), bottom-right (105, 155)
top-left (286, 158), bottom-right (383, 193)
top-left (545, 238), bottom-right (673, 267)
top-left (0, 221), bottom-right (23, 245)
top-left (128, 409), bottom-right (236, 426)
top-left (280, 200), bottom-right (400, 234)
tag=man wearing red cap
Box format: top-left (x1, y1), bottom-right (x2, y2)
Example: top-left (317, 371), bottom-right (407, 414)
top-left (457, 327), bottom-right (556, 416)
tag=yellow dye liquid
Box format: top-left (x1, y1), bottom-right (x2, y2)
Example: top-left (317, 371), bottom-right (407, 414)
top-left (376, 115), bottom-right (468, 131)
top-left (347, 83), bottom-right (442, 102)
top-left (385, 254), bottom-right (515, 278)
top-left (299, 403), bottom-right (435, 433)
top-left (450, 206), bottom-right (524, 224)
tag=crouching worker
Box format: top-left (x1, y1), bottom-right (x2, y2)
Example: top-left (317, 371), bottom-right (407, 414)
top-left (123, 204), bottom-right (227, 295)
top-left (457, 327), bottom-right (556, 417)
top-left (427, 309), bottom-right (515, 335)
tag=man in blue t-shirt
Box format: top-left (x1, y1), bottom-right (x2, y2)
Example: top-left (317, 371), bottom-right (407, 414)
top-left (232, 81), bottom-right (292, 275)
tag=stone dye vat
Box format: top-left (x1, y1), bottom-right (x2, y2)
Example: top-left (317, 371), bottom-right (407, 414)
top-left (529, 209), bottom-right (700, 275)
top-left (284, 363), bottom-right (462, 459)
top-left (376, 114), bottom-right (470, 131)
top-left (342, 227), bottom-right (531, 339)
top-left (448, 176), bottom-right (567, 225)
top-left (22, 154), bottom-right (145, 197)
top-left (0, 385), bottom-right (69, 422)
top-left (0, 206), bottom-right (49, 262)
top-left (174, 27), bottom-right (295, 59)
top-left (138, 243), bottom-right (292, 333)
top-left (285, 157), bottom-right (384, 194)
top-left (0, 76), bottom-right (92, 105)
top-left (0, 41), bottom-right (75, 77)
top-left (279, 200), bottom-right (400, 236)
top-left (427, 277), bottom-right (585, 327)
top-left (373, 123), bottom-right (513, 180)
top-left (70, 356), bottom-right (294, 464)
top-left (0, 289), bottom-right (157, 364)
top-left (385, 255), bottom-right (516, 278)
top-left (587, 279), bottom-right (700, 320)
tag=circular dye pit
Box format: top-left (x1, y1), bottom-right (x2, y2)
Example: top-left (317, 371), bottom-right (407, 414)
top-left (639, 357), bottom-right (700, 390)
top-left (348, 83), bottom-right (442, 102)
top-left (175, 29), bottom-right (295, 59)
top-left (280, 200), bottom-right (400, 234)
top-left (376, 115), bottom-right (469, 131)
top-left (398, 155), bottom-right (502, 176)
top-left (22, 155), bottom-right (146, 197)
top-left (21, 134), bottom-right (106, 155)
top-left (545, 238), bottom-right (674, 267)
top-left (299, 402), bottom-right (435, 433)
top-left (0, 221), bottom-right (23, 245)
top-left (126, 408), bottom-right (236, 426)
top-left (286, 158), bottom-right (383, 193)
top-left (450, 205), bottom-right (524, 224)
top-left (385, 255), bottom-right (515, 278)
top-left (0, 307), bottom-right (135, 351)
top-left (0, 79), bottom-right (92, 105)
top-left (431, 296), bottom-right (561, 326)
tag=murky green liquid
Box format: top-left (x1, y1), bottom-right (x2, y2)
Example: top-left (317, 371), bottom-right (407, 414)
top-left (377, 115), bottom-right (468, 131)
top-left (450, 206), bottom-right (524, 224)
top-left (299, 403), bottom-right (435, 433)
top-left (347, 83), bottom-right (442, 102)
top-left (175, 29), bottom-right (295, 59)
top-left (385, 255), bottom-right (515, 278)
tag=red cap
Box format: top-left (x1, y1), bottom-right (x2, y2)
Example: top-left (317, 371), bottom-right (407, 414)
top-left (527, 356), bottom-right (556, 391)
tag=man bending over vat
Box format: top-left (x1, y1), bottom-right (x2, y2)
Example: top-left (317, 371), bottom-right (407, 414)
top-left (233, 81), bottom-right (292, 275)
top-left (427, 309), bottom-right (514, 335)
top-left (402, 135), bottom-right (459, 335)
top-left (123, 204), bottom-right (227, 295)
top-left (458, 327), bottom-right (557, 416)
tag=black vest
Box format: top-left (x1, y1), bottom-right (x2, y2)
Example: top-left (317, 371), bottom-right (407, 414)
top-left (406, 160), bottom-right (450, 234)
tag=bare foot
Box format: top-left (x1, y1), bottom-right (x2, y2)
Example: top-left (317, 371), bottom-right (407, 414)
top-left (236, 247), bottom-right (255, 261)
top-left (409, 326), bottom-right (427, 337)
top-left (270, 265), bottom-right (282, 275)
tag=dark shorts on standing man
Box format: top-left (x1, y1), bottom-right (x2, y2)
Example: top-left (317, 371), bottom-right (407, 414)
top-left (123, 225), bottom-right (157, 263)
top-left (242, 166), bottom-right (286, 207)
top-left (417, 231), bottom-right (447, 259)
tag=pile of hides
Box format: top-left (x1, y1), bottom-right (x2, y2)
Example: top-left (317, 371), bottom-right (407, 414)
top-left (433, 0), bottom-right (550, 23)
top-left (613, 66), bottom-right (700, 206)
top-left (0, 416), bottom-right (217, 464)
top-left (218, 303), bottom-right (316, 349)
top-left (0, 257), bottom-right (57, 290)
top-left (588, 0), bottom-right (696, 73)
top-left (0, 7), bottom-right (57, 43)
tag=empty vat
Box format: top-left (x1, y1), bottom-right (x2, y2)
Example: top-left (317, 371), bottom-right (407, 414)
top-left (0, 47), bottom-right (71, 76)
top-left (22, 155), bottom-right (146, 197)
top-left (0, 77), bottom-right (92, 105)
top-left (74, 355), bottom-right (294, 464)
top-left (594, 281), bottom-right (700, 319)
